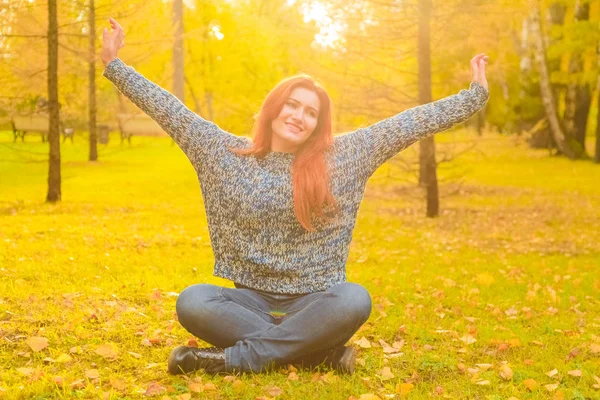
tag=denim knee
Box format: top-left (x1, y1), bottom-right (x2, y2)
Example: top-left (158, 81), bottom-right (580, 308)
top-left (175, 284), bottom-right (220, 327)
top-left (331, 282), bottom-right (372, 324)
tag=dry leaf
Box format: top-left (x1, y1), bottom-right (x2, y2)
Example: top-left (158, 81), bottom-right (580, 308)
top-left (288, 372), bottom-right (299, 381)
top-left (567, 370), bottom-right (582, 377)
top-left (188, 382), bottom-right (203, 393)
top-left (395, 383), bottom-right (414, 395)
top-left (70, 379), bottom-right (86, 389)
top-left (460, 335), bottom-right (477, 345)
top-left (223, 375), bottom-right (236, 382)
top-left (378, 367), bottom-right (394, 381)
top-left (358, 394), bottom-right (382, 400)
top-left (51, 376), bottom-right (64, 385)
top-left (26, 337), bottom-right (48, 352)
top-left (17, 368), bottom-right (33, 376)
top-left (95, 343), bottom-right (119, 359)
top-left (265, 385), bottom-right (283, 397)
top-left (203, 383), bottom-right (217, 391)
top-left (144, 382), bottom-right (166, 396)
top-left (546, 369), bottom-right (558, 377)
top-left (55, 353), bottom-right (72, 363)
top-left (354, 337), bottom-right (372, 348)
top-left (475, 380), bottom-right (490, 385)
top-left (545, 383), bottom-right (559, 392)
top-left (499, 364), bottom-right (513, 380)
top-left (110, 378), bottom-right (127, 391)
top-left (85, 369), bottom-right (100, 379)
top-left (177, 394), bottom-right (191, 400)
top-left (475, 364), bottom-right (493, 371)
top-left (232, 379), bottom-right (245, 390)
top-left (523, 378), bottom-right (538, 391)
top-left (590, 343), bottom-right (600, 354)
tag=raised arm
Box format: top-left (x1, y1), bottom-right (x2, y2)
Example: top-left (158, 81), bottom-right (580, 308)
top-left (100, 18), bottom-right (225, 168)
top-left (358, 54), bottom-right (490, 177)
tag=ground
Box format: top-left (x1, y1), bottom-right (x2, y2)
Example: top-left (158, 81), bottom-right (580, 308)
top-left (0, 130), bottom-right (599, 399)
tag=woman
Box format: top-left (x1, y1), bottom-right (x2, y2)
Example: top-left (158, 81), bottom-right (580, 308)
top-left (101, 18), bottom-right (489, 376)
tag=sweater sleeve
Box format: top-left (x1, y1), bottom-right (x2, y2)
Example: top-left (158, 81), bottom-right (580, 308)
top-left (360, 81), bottom-right (489, 177)
top-left (102, 58), bottom-right (228, 169)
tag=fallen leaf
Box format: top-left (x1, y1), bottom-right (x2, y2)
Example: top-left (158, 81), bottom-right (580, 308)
top-left (26, 337), bottom-right (48, 352)
top-left (110, 378), bottom-right (127, 391)
top-left (70, 379), bottom-right (86, 389)
top-left (378, 367), bottom-right (394, 381)
top-left (523, 378), bottom-right (537, 391)
top-left (55, 353), bottom-right (72, 363)
top-left (265, 385), bottom-right (283, 397)
top-left (95, 343), bottom-right (119, 359)
top-left (16, 368), bottom-right (33, 376)
top-left (590, 343), bottom-right (600, 354)
top-left (475, 364), bottom-right (493, 371)
top-left (129, 352), bottom-right (142, 359)
top-left (203, 383), bottom-right (217, 391)
top-left (85, 369), bottom-right (100, 379)
top-left (177, 394), bottom-right (191, 400)
top-left (288, 372), bottom-right (299, 381)
top-left (475, 380), bottom-right (490, 385)
top-left (51, 376), bottom-right (64, 385)
top-left (499, 364), bottom-right (513, 380)
top-left (188, 382), bottom-right (203, 393)
top-left (567, 370), bottom-right (582, 377)
top-left (545, 383), bottom-right (559, 392)
top-left (354, 337), bottom-right (372, 348)
top-left (546, 369), bottom-right (558, 377)
top-left (395, 383), bottom-right (414, 395)
top-left (144, 382), bottom-right (166, 396)
top-left (358, 394), bottom-right (382, 400)
top-left (232, 379), bottom-right (245, 390)
top-left (460, 335), bottom-right (477, 345)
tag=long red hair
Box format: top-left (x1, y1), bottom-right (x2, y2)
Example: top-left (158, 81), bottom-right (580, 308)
top-left (228, 74), bottom-right (340, 232)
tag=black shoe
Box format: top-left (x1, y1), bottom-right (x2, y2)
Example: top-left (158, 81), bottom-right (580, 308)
top-left (167, 346), bottom-right (227, 375)
top-left (291, 345), bottom-right (357, 375)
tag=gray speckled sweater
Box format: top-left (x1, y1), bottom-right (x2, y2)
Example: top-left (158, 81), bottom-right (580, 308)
top-left (103, 58), bottom-right (489, 294)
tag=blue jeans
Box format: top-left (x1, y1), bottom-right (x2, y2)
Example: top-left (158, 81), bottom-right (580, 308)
top-left (175, 282), bottom-right (372, 373)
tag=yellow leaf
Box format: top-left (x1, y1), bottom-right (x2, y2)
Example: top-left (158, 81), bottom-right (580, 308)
top-left (499, 365), bottom-right (513, 380)
top-left (203, 382), bottom-right (217, 391)
top-left (85, 369), bottom-right (100, 379)
top-left (395, 383), bottom-right (414, 395)
top-left (55, 353), bottom-right (72, 363)
top-left (475, 380), bottom-right (490, 385)
top-left (95, 343), bottom-right (119, 359)
top-left (508, 338), bottom-right (521, 347)
top-left (590, 343), bottom-right (600, 354)
top-left (26, 337), bottom-right (48, 352)
top-left (177, 394), bottom-right (191, 400)
top-left (567, 370), bottom-right (582, 377)
top-left (545, 383), bottom-right (559, 392)
top-left (232, 379), bottom-right (245, 390)
top-left (460, 335), bottom-right (477, 345)
top-left (552, 390), bottom-right (566, 400)
top-left (378, 367), bottom-right (394, 381)
top-left (475, 364), bottom-right (493, 371)
top-left (523, 379), bottom-right (537, 391)
top-left (144, 382), bottom-right (165, 396)
top-left (17, 368), bottom-right (33, 376)
top-left (358, 394), bottom-right (382, 400)
top-left (546, 369), bottom-right (558, 377)
top-left (188, 382), bottom-right (203, 393)
top-left (288, 372), bottom-right (299, 381)
top-left (354, 337), bottom-right (372, 348)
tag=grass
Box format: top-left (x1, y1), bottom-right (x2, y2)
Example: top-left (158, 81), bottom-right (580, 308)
top-left (1, 130), bottom-right (599, 399)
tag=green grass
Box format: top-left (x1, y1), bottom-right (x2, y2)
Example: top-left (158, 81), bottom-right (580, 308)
top-left (1, 130), bottom-right (599, 399)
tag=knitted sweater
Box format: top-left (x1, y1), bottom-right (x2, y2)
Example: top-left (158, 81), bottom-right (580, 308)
top-left (103, 58), bottom-right (489, 294)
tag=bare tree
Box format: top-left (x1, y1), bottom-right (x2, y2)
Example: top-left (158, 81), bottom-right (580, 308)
top-left (418, 0), bottom-right (438, 217)
top-left (46, 0), bottom-right (61, 202)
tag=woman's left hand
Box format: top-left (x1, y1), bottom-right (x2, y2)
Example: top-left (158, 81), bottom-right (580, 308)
top-left (470, 53), bottom-right (489, 91)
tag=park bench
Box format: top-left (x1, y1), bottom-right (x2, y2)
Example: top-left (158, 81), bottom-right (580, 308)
top-left (116, 114), bottom-right (166, 144)
top-left (11, 115), bottom-right (74, 143)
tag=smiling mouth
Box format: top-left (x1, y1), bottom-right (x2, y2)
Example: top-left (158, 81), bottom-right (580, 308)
top-left (286, 123), bottom-right (302, 133)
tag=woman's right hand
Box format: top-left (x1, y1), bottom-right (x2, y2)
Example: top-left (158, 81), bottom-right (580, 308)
top-left (101, 17), bottom-right (125, 67)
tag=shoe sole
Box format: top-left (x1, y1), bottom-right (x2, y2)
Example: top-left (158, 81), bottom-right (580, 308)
top-left (338, 346), bottom-right (357, 375)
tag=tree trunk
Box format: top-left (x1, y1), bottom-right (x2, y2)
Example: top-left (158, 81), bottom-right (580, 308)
top-left (46, 0), bottom-right (61, 202)
top-left (529, 0), bottom-right (576, 159)
top-left (173, 0), bottom-right (185, 102)
top-left (417, 0), bottom-right (438, 217)
top-left (88, 0), bottom-right (97, 161)
top-left (596, 40), bottom-right (600, 164)
top-left (563, 0), bottom-right (590, 156)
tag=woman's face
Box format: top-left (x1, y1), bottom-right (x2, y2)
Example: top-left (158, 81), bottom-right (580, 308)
top-left (270, 87), bottom-right (321, 153)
